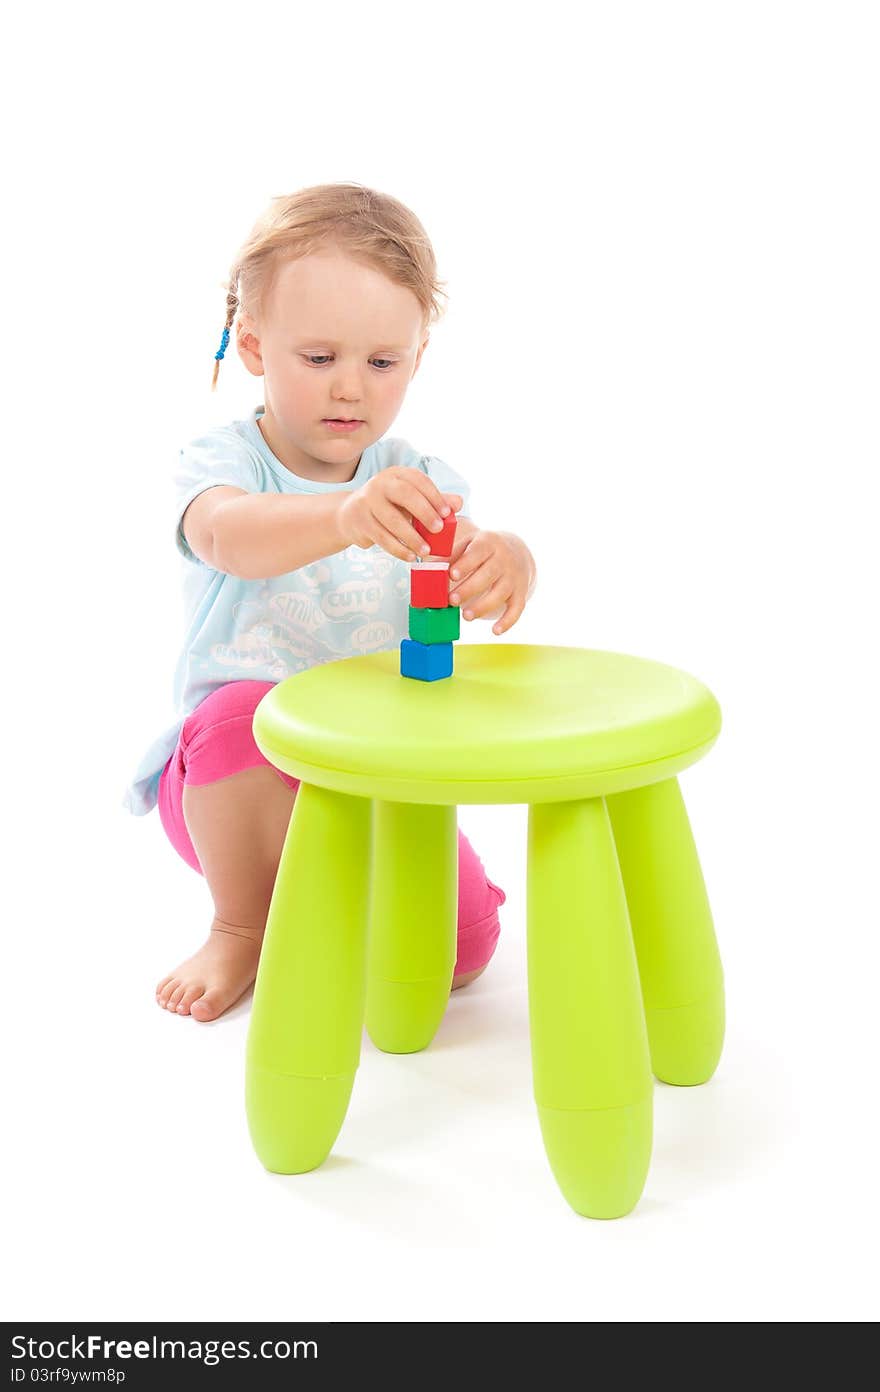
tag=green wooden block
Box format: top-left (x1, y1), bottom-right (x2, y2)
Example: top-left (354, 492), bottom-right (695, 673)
top-left (408, 604), bottom-right (460, 644)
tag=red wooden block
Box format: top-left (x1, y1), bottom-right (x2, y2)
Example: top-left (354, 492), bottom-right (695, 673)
top-left (413, 512), bottom-right (457, 558)
top-left (411, 564), bottom-right (450, 608)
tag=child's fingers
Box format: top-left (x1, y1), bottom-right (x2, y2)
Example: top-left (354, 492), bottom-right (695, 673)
top-left (451, 569), bottom-right (506, 620)
top-left (402, 473), bottom-right (462, 527)
top-left (467, 577), bottom-right (510, 623)
top-left (492, 593), bottom-right (526, 635)
top-left (403, 482), bottom-right (452, 532)
top-left (372, 514), bottom-right (425, 563)
top-left (449, 534), bottom-right (493, 586)
top-left (373, 497), bottom-right (435, 558)
top-left (386, 482), bottom-right (457, 553)
top-left (418, 477), bottom-right (463, 514)
top-left (448, 532), bottom-right (474, 569)
top-left (448, 551), bottom-right (500, 607)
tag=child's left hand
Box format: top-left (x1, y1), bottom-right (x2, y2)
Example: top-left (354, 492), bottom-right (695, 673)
top-left (447, 527), bottom-right (536, 636)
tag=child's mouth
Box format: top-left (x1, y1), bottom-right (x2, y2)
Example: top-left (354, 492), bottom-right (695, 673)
top-left (324, 419), bottom-right (363, 431)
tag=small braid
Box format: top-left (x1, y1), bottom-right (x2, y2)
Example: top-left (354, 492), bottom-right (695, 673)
top-left (211, 277), bottom-right (240, 391)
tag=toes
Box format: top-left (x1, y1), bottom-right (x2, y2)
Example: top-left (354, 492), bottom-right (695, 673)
top-left (175, 985), bottom-right (206, 1017)
top-left (166, 983), bottom-right (187, 1012)
top-left (156, 977), bottom-right (179, 1009)
top-left (190, 988), bottom-right (226, 1022)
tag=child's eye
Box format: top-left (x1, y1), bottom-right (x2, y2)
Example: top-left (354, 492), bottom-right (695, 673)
top-left (304, 355), bottom-right (395, 370)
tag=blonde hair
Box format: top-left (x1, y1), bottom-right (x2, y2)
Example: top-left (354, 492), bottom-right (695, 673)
top-left (211, 182), bottom-right (448, 390)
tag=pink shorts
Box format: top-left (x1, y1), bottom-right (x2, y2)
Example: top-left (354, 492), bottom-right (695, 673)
top-left (158, 680), bottom-right (506, 976)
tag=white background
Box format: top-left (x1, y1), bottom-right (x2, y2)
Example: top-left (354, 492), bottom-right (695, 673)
top-left (3, 0), bottom-right (877, 1323)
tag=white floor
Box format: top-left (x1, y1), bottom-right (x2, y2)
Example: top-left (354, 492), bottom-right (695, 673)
top-left (5, 765), bottom-right (877, 1323)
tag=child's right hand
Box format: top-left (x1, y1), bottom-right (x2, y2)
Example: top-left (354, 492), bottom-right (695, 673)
top-left (338, 466), bottom-right (463, 563)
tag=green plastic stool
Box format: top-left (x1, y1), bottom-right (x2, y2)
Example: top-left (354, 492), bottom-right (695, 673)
top-left (246, 644), bottom-right (724, 1219)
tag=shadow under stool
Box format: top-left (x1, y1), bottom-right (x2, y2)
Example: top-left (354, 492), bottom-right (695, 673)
top-left (246, 643), bottom-right (724, 1219)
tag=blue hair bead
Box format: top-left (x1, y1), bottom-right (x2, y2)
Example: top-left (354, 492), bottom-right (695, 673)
top-left (214, 326), bottom-right (231, 361)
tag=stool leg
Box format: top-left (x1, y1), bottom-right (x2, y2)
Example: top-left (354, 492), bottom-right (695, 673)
top-left (606, 777), bottom-right (725, 1086)
top-left (527, 797), bottom-right (653, 1219)
top-left (365, 801), bottom-right (458, 1054)
top-left (246, 782), bottom-right (371, 1173)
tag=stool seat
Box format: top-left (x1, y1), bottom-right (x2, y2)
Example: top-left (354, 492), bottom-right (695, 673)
top-left (253, 644), bottom-right (722, 804)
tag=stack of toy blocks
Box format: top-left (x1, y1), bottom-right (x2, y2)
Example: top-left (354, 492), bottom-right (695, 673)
top-left (400, 513), bottom-right (460, 681)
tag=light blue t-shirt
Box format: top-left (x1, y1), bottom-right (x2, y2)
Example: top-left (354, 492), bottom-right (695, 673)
top-left (123, 406), bottom-right (471, 816)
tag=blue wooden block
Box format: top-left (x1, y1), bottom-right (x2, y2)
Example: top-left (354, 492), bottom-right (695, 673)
top-left (400, 638), bottom-right (454, 682)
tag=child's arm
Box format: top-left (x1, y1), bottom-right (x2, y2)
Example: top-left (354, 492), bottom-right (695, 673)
top-left (184, 469), bottom-right (463, 579)
top-left (185, 486), bottom-right (348, 577)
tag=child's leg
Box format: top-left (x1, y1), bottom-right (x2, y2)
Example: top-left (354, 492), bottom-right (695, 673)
top-left (155, 680), bottom-right (297, 1021)
top-left (154, 680), bottom-right (507, 1020)
top-left (158, 776), bottom-right (500, 1016)
top-left (156, 765), bottom-right (295, 1020)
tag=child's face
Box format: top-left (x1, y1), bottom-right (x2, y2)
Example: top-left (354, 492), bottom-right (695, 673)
top-left (238, 248), bottom-right (429, 478)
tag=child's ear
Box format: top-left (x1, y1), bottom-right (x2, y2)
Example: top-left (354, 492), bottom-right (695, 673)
top-left (237, 313), bottom-right (264, 377)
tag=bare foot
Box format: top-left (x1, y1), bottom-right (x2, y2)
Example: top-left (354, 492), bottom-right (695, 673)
top-left (157, 930), bottom-right (484, 1021)
top-left (156, 919), bottom-right (264, 1022)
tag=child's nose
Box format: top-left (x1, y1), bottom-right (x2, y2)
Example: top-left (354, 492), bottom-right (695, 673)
top-left (330, 365), bottom-right (364, 401)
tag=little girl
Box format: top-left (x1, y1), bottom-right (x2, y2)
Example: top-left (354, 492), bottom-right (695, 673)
top-left (124, 182), bottom-right (537, 1022)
